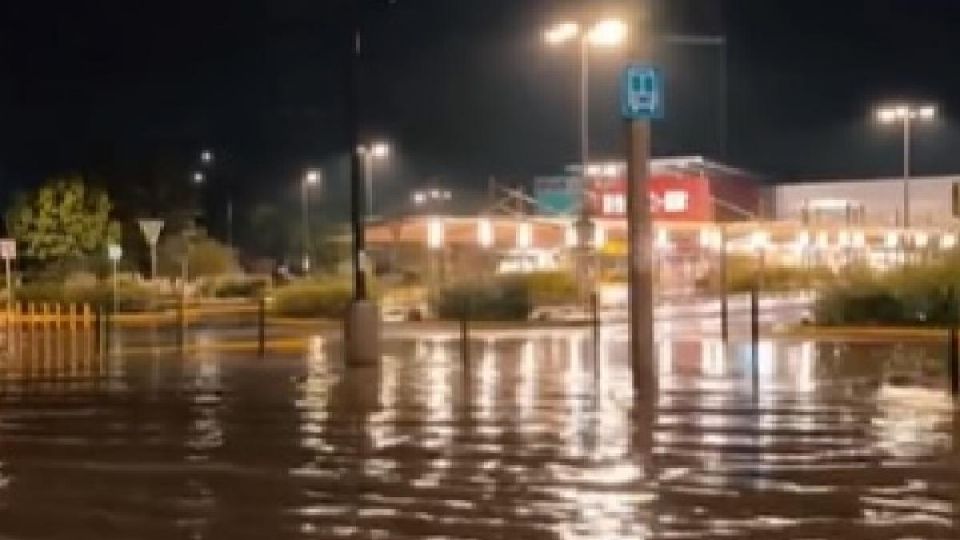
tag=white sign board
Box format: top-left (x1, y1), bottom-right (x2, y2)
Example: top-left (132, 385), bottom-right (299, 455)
top-left (107, 244), bottom-right (123, 262)
top-left (0, 239), bottom-right (16, 261)
top-left (138, 219), bottom-right (165, 246)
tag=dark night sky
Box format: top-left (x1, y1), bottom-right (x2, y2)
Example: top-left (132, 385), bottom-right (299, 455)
top-left (1, 0), bottom-right (960, 219)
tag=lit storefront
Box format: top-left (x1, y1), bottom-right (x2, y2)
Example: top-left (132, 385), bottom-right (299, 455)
top-left (365, 161), bottom-right (960, 300)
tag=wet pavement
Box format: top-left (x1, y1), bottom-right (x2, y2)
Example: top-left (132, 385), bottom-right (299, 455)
top-left (0, 328), bottom-right (959, 539)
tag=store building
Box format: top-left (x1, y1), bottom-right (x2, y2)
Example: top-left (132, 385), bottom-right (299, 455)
top-left (773, 176), bottom-right (960, 227)
top-left (365, 162), bottom-right (960, 304)
top-left (534, 156), bottom-right (763, 222)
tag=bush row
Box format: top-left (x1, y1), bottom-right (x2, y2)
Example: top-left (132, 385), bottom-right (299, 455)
top-left (270, 280), bottom-right (353, 318)
top-left (815, 258), bottom-right (960, 326)
top-left (15, 280), bottom-right (155, 312)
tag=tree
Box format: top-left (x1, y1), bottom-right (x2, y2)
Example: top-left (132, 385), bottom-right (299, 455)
top-left (157, 234), bottom-right (238, 279)
top-left (5, 175), bottom-right (120, 261)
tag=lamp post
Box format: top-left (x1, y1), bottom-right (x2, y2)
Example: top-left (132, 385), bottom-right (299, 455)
top-left (344, 2), bottom-right (385, 366)
top-left (545, 19), bottom-right (629, 179)
top-left (574, 213), bottom-right (596, 305)
top-left (546, 20), bottom-right (626, 315)
top-left (302, 169), bottom-right (323, 273)
top-left (875, 104), bottom-right (937, 228)
top-left (358, 142), bottom-right (391, 220)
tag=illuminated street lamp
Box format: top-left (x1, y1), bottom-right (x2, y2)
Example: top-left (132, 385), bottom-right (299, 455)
top-left (192, 171), bottom-right (205, 185)
top-left (358, 142), bottom-right (392, 219)
top-left (546, 18), bottom-right (626, 308)
top-left (875, 103), bottom-right (937, 227)
top-left (544, 18), bottom-right (628, 204)
top-left (301, 169), bottom-right (324, 272)
top-left (200, 149), bottom-right (214, 165)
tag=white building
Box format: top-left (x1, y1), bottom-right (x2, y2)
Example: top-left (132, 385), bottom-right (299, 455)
top-left (774, 176), bottom-right (960, 227)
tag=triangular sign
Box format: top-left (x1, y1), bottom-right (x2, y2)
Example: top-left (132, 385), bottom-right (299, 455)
top-left (138, 219), bottom-right (165, 246)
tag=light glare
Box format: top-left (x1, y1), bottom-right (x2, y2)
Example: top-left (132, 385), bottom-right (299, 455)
top-left (918, 106), bottom-right (937, 120)
top-left (587, 19), bottom-right (628, 47)
top-left (544, 22), bottom-right (579, 45)
top-left (371, 142), bottom-right (391, 158)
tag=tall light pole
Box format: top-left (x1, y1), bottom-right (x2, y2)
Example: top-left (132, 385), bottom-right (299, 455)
top-left (875, 104), bottom-right (937, 228)
top-left (198, 148), bottom-right (237, 247)
top-left (544, 18), bottom-right (629, 189)
top-left (302, 169), bottom-right (323, 273)
top-left (358, 142), bottom-right (391, 220)
top-left (344, 1), bottom-right (382, 366)
top-left (545, 18), bottom-right (628, 306)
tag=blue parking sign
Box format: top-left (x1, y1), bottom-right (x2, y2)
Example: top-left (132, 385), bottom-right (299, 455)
top-left (621, 65), bottom-right (664, 120)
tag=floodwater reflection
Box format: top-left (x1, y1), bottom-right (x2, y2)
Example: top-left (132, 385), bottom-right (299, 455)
top-left (0, 330), bottom-right (958, 538)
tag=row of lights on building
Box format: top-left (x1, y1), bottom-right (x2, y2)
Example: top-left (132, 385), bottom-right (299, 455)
top-left (698, 229), bottom-right (958, 252)
top-left (423, 218), bottom-right (960, 254)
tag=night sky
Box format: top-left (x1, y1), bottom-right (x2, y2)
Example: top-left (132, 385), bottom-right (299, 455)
top-left (1, 0), bottom-right (959, 219)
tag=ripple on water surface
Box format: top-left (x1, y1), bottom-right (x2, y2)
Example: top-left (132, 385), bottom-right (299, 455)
top-left (0, 332), bottom-right (957, 539)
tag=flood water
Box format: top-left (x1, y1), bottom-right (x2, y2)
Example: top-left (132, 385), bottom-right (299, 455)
top-left (0, 328), bottom-right (959, 539)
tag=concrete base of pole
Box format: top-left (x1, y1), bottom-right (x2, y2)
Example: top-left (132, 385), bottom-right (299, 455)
top-left (344, 300), bottom-right (381, 366)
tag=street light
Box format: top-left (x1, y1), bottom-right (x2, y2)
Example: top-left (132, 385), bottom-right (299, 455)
top-left (302, 168), bottom-right (324, 273)
top-left (545, 18), bottom-right (627, 310)
top-left (195, 148), bottom-right (235, 246)
top-left (358, 142), bottom-right (392, 219)
top-left (875, 103), bottom-right (937, 227)
top-left (587, 19), bottom-right (629, 46)
top-left (544, 18), bottom-right (628, 182)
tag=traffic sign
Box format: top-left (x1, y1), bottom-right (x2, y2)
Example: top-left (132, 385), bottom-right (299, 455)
top-left (0, 239), bottom-right (16, 261)
top-left (138, 219), bottom-right (165, 246)
top-left (621, 65), bottom-right (664, 120)
top-left (107, 244), bottom-right (123, 262)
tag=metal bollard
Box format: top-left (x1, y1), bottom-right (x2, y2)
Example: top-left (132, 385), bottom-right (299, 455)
top-left (751, 282), bottom-right (760, 393)
top-left (589, 291), bottom-right (600, 356)
top-left (97, 306), bottom-right (107, 358)
top-left (460, 300), bottom-right (470, 363)
top-left (257, 296), bottom-right (266, 358)
top-left (93, 308), bottom-right (101, 351)
top-left (949, 326), bottom-right (959, 397)
top-left (949, 286), bottom-right (960, 397)
top-left (177, 293), bottom-right (186, 349)
top-left (720, 292), bottom-right (729, 342)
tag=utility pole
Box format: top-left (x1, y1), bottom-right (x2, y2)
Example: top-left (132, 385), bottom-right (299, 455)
top-left (624, 1), bottom-right (657, 395)
top-left (344, 0), bottom-right (381, 365)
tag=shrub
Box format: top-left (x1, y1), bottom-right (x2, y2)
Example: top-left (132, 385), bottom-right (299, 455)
top-left (16, 277), bottom-right (154, 312)
top-left (158, 236), bottom-right (238, 279)
top-left (431, 279), bottom-right (532, 321)
top-left (707, 255), bottom-right (836, 293)
top-left (199, 275), bottom-right (270, 299)
top-left (501, 271), bottom-right (578, 305)
top-left (815, 258), bottom-right (960, 326)
top-left (271, 280), bottom-right (352, 318)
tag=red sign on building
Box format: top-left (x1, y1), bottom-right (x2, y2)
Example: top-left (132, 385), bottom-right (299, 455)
top-left (587, 174), bottom-right (715, 221)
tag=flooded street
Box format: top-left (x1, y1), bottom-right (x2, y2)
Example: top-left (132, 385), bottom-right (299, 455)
top-left (0, 330), bottom-right (959, 539)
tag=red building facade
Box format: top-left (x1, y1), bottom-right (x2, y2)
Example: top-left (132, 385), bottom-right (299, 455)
top-left (578, 157), bottom-right (762, 222)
